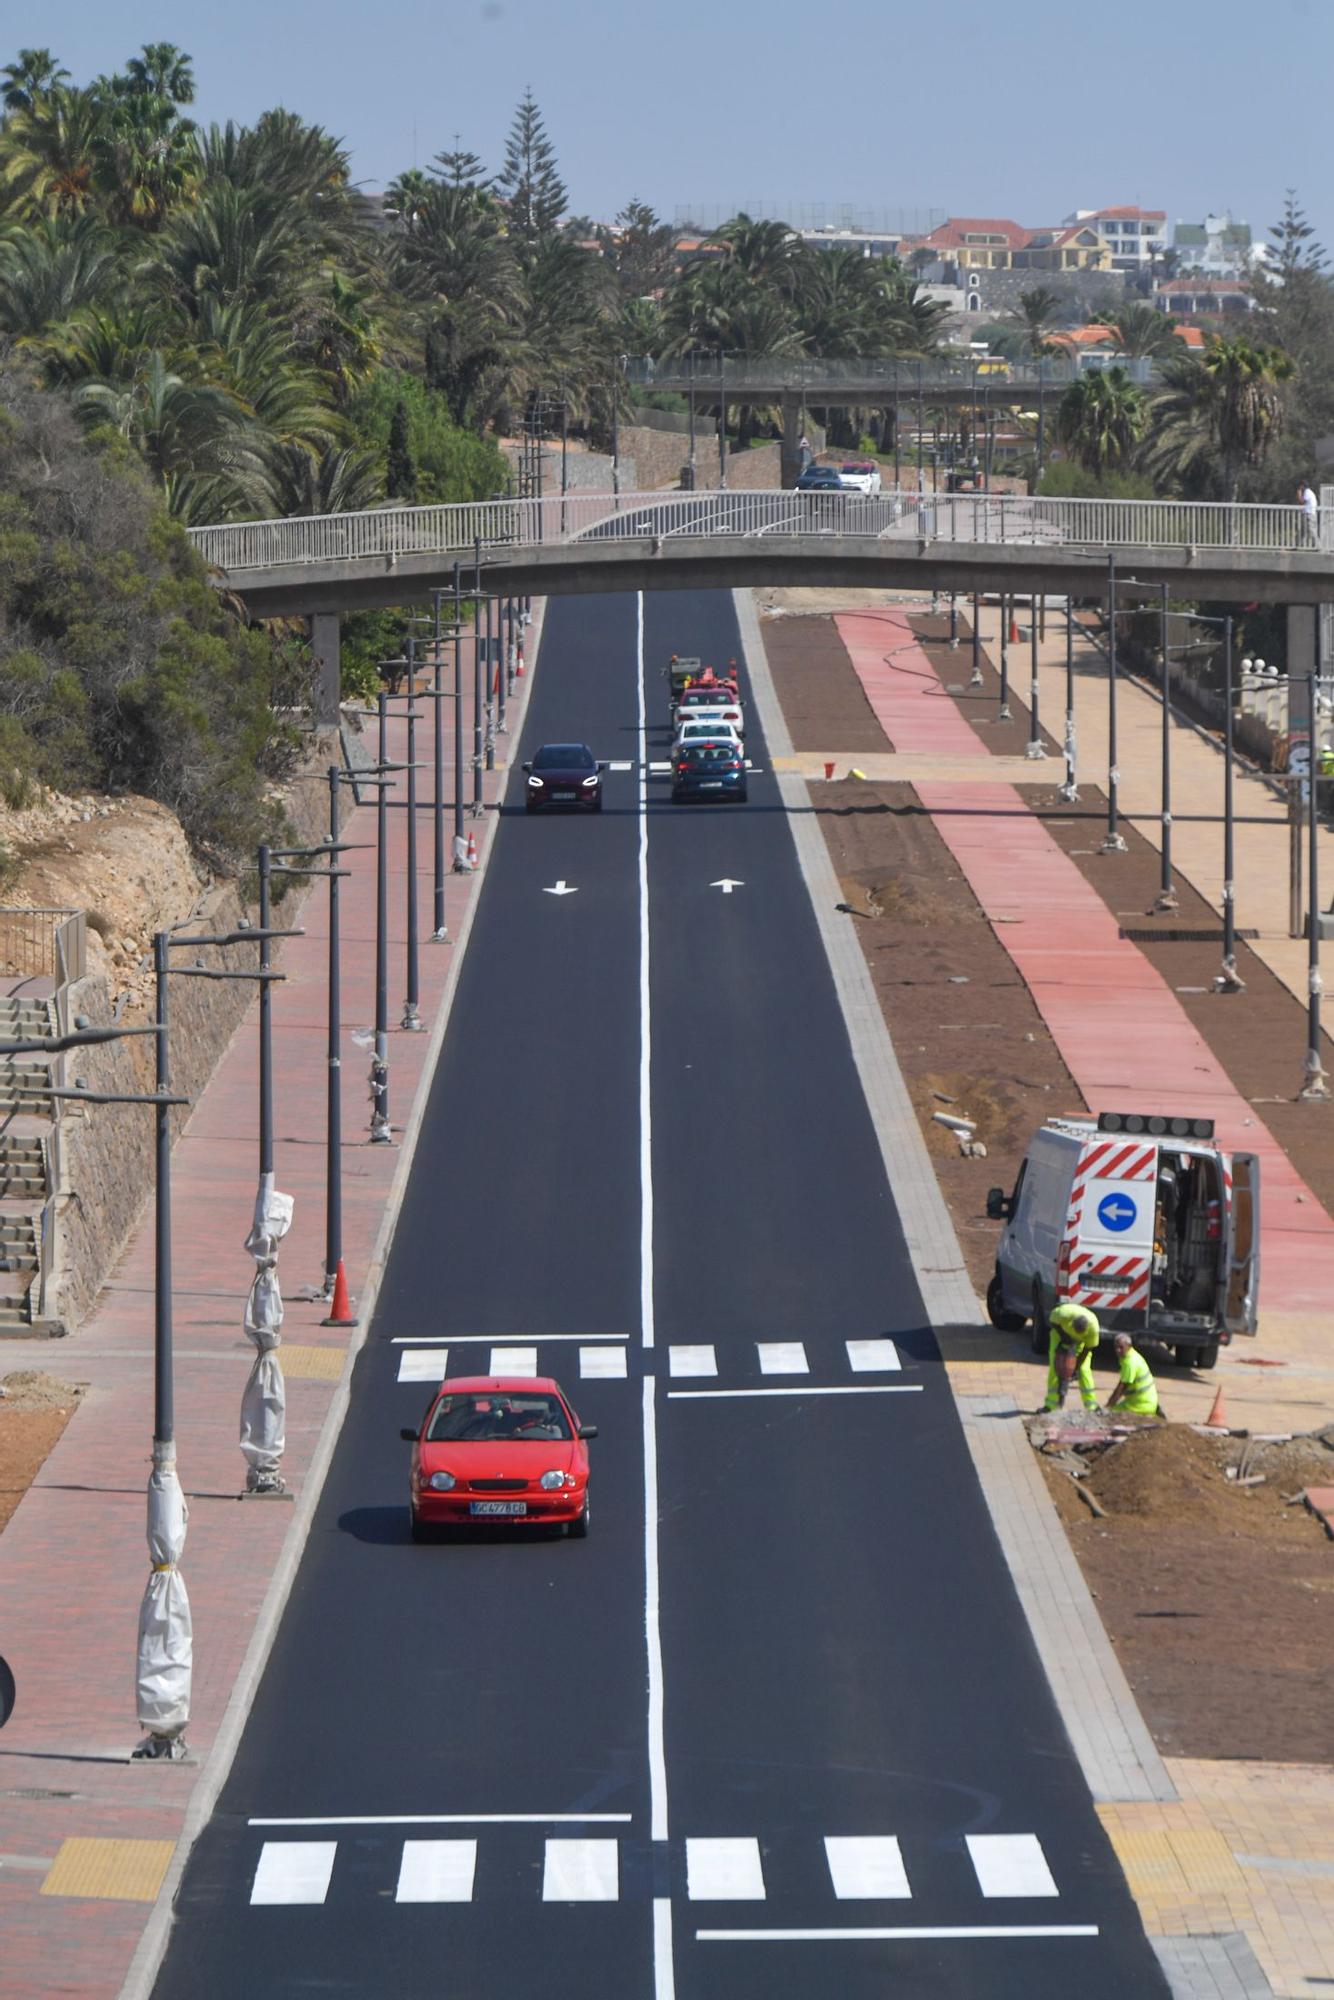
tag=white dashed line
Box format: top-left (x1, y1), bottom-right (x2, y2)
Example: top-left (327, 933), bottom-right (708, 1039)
top-left (542, 1839), bottom-right (620, 1902)
top-left (845, 1339), bottom-right (901, 1372)
top-left (580, 1345), bottom-right (627, 1378)
top-left (396, 1348), bottom-right (449, 1382)
top-left (395, 1840), bottom-right (477, 1903)
top-left (824, 1835), bottom-right (910, 1900)
top-left (250, 1842), bottom-right (337, 1905)
top-left (668, 1345), bottom-right (717, 1377)
top-left (489, 1346), bottom-right (537, 1376)
top-left (756, 1342), bottom-right (808, 1375)
top-left (966, 1834), bottom-right (1059, 1899)
top-left (686, 1838), bottom-right (766, 1902)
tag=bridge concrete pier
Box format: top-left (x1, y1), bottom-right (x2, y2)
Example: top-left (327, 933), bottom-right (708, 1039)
top-left (780, 393), bottom-right (805, 489)
top-left (310, 612), bottom-right (341, 728)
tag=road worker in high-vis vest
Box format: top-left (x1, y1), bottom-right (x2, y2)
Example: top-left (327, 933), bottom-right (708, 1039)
top-left (1044, 1302), bottom-right (1101, 1412)
top-left (1107, 1333), bottom-right (1162, 1418)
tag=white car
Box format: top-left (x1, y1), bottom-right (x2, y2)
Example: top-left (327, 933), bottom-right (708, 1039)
top-left (672, 718), bottom-right (743, 757)
top-left (671, 694), bottom-right (746, 739)
top-left (837, 460), bottom-right (883, 497)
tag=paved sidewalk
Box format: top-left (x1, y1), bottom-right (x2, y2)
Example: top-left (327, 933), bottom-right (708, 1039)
top-left (0, 629), bottom-right (539, 2000)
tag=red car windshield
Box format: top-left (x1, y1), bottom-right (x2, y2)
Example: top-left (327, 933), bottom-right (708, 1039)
top-left (427, 1393), bottom-right (571, 1442)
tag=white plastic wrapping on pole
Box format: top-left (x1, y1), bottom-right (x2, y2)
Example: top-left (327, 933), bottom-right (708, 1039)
top-left (241, 1173), bottom-right (293, 1493)
top-left (134, 1441), bottom-right (191, 1751)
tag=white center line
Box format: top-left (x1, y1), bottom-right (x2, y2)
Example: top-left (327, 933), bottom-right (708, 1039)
top-left (249, 1841), bottom-right (336, 1905)
top-left (669, 1385), bottom-right (924, 1401)
top-left (696, 1925), bottom-right (1100, 1943)
top-left (395, 1839), bottom-right (477, 1903)
top-left (966, 1834), bottom-right (1059, 1899)
top-left (248, 1812), bottom-right (632, 1827)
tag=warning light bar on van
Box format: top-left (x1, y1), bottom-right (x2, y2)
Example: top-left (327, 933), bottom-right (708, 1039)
top-left (1097, 1112), bottom-right (1215, 1140)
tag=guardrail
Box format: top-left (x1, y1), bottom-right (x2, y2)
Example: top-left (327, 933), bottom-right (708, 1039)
top-left (0, 907), bottom-right (87, 987)
top-left (624, 356), bottom-right (1162, 392)
top-left (188, 489), bottom-right (1326, 578)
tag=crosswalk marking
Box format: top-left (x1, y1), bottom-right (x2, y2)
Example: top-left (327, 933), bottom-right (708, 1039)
top-left (543, 1839), bottom-right (619, 1902)
top-left (966, 1835), bottom-right (1059, 1899)
top-left (756, 1342), bottom-right (808, 1375)
top-left (608, 760), bottom-right (634, 771)
top-left (397, 1348), bottom-right (449, 1383)
top-left (395, 1840), bottom-right (477, 1903)
top-left (251, 1842), bottom-right (336, 1905)
top-left (824, 1836), bottom-right (910, 1900)
top-left (686, 1838), bottom-right (766, 1901)
top-left (846, 1339), bottom-right (901, 1373)
top-left (580, 1346), bottom-right (627, 1378)
top-left (489, 1346), bottom-right (538, 1376)
top-left (668, 1345), bottom-right (717, 1378)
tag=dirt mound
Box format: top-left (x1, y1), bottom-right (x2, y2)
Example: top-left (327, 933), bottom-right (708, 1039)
top-left (0, 1370), bottom-right (85, 1411)
top-left (1084, 1424), bottom-right (1233, 1524)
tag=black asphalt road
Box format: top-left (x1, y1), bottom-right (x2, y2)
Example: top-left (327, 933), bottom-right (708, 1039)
top-left (151, 588), bottom-right (1168, 2000)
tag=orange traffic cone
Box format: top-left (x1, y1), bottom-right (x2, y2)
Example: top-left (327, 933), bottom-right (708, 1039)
top-left (515, 645), bottom-right (526, 678)
top-left (1008, 611), bottom-right (1020, 644)
top-left (1204, 1383), bottom-right (1229, 1430)
top-left (465, 830), bottom-right (478, 870)
top-left (322, 1258), bottom-right (355, 1327)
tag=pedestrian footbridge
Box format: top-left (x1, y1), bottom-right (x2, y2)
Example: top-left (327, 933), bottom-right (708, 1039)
top-left (188, 489), bottom-right (1332, 621)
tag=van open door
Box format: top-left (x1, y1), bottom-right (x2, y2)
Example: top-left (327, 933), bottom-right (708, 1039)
top-left (1222, 1154), bottom-right (1260, 1335)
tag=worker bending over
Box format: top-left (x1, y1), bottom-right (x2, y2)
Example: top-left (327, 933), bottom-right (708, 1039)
top-left (1044, 1303), bottom-right (1100, 1413)
top-left (1106, 1333), bottom-right (1163, 1418)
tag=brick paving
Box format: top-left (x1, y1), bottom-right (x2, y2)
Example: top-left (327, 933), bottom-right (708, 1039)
top-left (0, 619), bottom-right (540, 2000)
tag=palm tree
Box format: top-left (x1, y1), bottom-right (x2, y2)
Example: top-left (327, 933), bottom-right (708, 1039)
top-left (98, 91), bottom-right (199, 228)
top-left (0, 215), bottom-right (120, 346)
top-left (0, 87), bottom-right (106, 217)
top-left (260, 441), bottom-right (381, 516)
top-left (1, 49), bottom-right (70, 114)
top-left (1056, 367), bottom-right (1145, 476)
top-left (1203, 336), bottom-right (1293, 499)
top-left (1011, 286), bottom-right (1063, 358)
top-left (1110, 302), bottom-right (1180, 361)
top-left (709, 213), bottom-right (808, 296)
top-left (125, 43), bottom-right (196, 105)
top-left (1139, 352), bottom-right (1223, 496)
top-left (75, 349), bottom-right (264, 520)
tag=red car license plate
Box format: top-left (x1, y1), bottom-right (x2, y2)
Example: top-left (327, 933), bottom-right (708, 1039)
top-left (469, 1500), bottom-right (528, 1517)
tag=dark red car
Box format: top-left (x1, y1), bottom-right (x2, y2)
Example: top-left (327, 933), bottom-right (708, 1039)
top-left (402, 1376), bottom-right (596, 1541)
top-left (522, 742), bottom-right (606, 812)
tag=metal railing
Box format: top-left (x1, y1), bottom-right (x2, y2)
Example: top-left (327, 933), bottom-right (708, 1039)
top-left (624, 356), bottom-right (1162, 392)
top-left (188, 489), bottom-right (1329, 578)
top-left (0, 907), bottom-right (86, 987)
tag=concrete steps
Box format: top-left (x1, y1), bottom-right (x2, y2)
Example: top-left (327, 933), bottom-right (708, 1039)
top-left (0, 1061), bottom-right (55, 1115)
top-left (0, 1135), bottom-right (49, 1201)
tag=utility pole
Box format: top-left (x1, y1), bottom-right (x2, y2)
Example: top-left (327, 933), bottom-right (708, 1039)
top-left (1101, 552), bottom-right (1127, 853)
top-left (1155, 583), bottom-right (1178, 910)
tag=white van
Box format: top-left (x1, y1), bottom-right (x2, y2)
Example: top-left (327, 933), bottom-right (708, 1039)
top-left (985, 1111), bottom-right (1259, 1369)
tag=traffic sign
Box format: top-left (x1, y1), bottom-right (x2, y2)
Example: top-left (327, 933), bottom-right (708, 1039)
top-left (1096, 1191), bottom-right (1138, 1233)
top-left (0, 1652), bottom-right (14, 1729)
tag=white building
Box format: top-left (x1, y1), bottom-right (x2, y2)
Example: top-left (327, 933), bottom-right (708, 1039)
top-left (1067, 205), bottom-right (1167, 274)
top-left (1171, 213), bottom-right (1261, 277)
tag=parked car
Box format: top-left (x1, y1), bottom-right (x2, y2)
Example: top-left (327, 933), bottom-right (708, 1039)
top-left (522, 742), bottom-right (606, 812)
top-left (671, 741), bottom-right (748, 803)
top-left (403, 1375), bottom-right (596, 1540)
top-left (795, 465), bottom-right (845, 492)
top-left (838, 460), bottom-right (883, 496)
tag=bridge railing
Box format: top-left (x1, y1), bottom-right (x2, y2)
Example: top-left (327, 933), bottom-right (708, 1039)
top-left (187, 490), bottom-right (1321, 576)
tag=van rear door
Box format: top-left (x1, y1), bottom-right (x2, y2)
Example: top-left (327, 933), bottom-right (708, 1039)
top-left (1221, 1153), bottom-right (1260, 1335)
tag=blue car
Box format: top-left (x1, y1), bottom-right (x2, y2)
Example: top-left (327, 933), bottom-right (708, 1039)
top-left (672, 741), bottom-right (748, 804)
top-left (795, 465), bottom-right (846, 491)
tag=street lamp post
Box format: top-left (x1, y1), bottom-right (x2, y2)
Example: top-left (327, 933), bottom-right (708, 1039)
top-left (471, 543), bottom-right (484, 814)
top-left (372, 694), bottom-right (392, 1142)
top-left (1026, 595), bottom-right (1045, 759)
top-left (998, 596), bottom-right (1012, 721)
top-left (970, 592), bottom-right (983, 689)
top-left (1217, 618), bottom-right (1245, 994)
top-left (1101, 553), bottom-right (1128, 853)
top-left (431, 589), bottom-right (448, 940)
top-left (949, 594), bottom-right (958, 650)
top-left (1301, 665), bottom-right (1330, 1099)
top-left (1155, 583), bottom-right (1179, 911)
top-left (403, 679), bottom-right (422, 1033)
top-left (452, 562), bottom-right (465, 852)
top-left (1060, 596), bottom-right (1079, 801)
top-left (484, 596), bottom-right (496, 771)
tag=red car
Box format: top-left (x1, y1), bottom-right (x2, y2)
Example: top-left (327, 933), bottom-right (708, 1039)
top-left (402, 1376), bottom-right (596, 1541)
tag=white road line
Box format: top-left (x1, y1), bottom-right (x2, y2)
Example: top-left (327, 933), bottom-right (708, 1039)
top-left (609, 760), bottom-right (634, 771)
top-left (686, 1837), bottom-right (766, 1901)
top-left (542, 1838), bottom-right (619, 1902)
top-left (669, 1385), bottom-right (924, 1401)
top-left (396, 1348), bottom-right (449, 1382)
top-left (247, 1813), bottom-right (632, 1827)
top-left (696, 1925), bottom-right (1099, 1942)
top-left (395, 1839), bottom-right (477, 1903)
top-left (846, 1339), bottom-right (901, 1373)
top-left (668, 1344), bottom-right (717, 1377)
top-left (489, 1345), bottom-right (537, 1375)
top-left (580, 1346), bottom-right (628, 1378)
top-left (392, 1334), bottom-right (628, 1345)
top-left (654, 1898), bottom-right (676, 2000)
top-left (648, 760), bottom-right (671, 773)
top-left (966, 1834), bottom-right (1059, 1899)
top-left (756, 1341), bottom-right (808, 1375)
top-left (249, 1841), bottom-right (336, 1905)
top-left (824, 1836), bottom-right (911, 1900)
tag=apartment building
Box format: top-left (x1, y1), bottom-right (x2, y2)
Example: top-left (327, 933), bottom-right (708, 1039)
top-left (1067, 206), bottom-right (1167, 274)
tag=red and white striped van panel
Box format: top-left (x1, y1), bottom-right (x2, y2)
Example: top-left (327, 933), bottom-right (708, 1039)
top-left (1058, 1138), bottom-right (1157, 1300)
top-left (1067, 1251), bottom-right (1151, 1314)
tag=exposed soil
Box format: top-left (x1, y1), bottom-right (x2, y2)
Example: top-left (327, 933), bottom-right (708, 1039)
top-left (761, 607), bottom-right (1334, 1766)
top-left (762, 612), bottom-right (893, 754)
top-left (908, 609), bottom-right (1334, 1222)
top-left (1039, 1424), bottom-right (1334, 1763)
top-left (0, 1371), bottom-right (83, 1535)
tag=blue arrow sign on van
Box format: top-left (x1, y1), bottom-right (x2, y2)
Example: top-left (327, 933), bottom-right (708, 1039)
top-left (1097, 1191), bottom-right (1138, 1233)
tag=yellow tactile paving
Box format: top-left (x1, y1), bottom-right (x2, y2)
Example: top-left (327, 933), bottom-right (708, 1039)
top-left (278, 1343), bottom-right (346, 1381)
top-left (41, 1837), bottom-right (174, 1902)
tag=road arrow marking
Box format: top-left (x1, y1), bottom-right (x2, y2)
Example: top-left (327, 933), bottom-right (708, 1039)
top-left (543, 881), bottom-right (578, 896)
top-left (711, 879), bottom-right (744, 895)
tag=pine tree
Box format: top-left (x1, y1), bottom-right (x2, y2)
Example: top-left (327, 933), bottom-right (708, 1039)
top-left (499, 90), bottom-right (566, 254)
top-left (386, 399), bottom-right (417, 501)
top-left (431, 146), bottom-right (491, 191)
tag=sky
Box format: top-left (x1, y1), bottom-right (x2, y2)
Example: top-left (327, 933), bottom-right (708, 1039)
top-left (23, 0), bottom-right (1334, 253)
